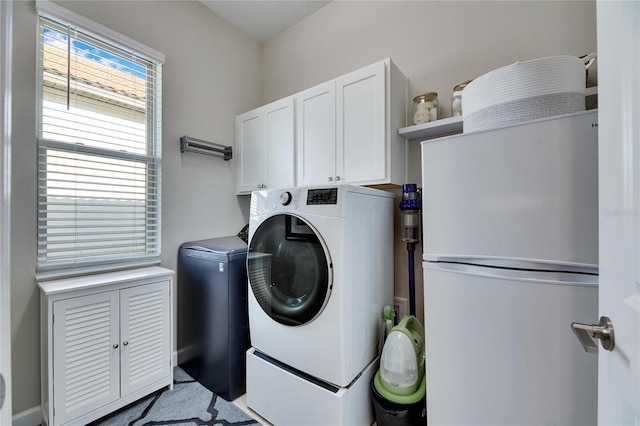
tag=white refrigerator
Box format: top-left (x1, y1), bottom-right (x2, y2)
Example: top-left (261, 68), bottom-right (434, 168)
top-left (421, 110), bottom-right (599, 425)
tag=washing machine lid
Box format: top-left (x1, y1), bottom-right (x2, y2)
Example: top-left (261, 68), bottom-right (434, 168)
top-left (181, 236), bottom-right (247, 256)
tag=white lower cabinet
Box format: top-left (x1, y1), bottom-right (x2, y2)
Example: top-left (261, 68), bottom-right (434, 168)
top-left (51, 290), bottom-right (120, 424)
top-left (39, 267), bottom-right (174, 426)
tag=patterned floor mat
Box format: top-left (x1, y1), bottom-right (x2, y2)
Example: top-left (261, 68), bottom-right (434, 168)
top-left (89, 367), bottom-right (260, 426)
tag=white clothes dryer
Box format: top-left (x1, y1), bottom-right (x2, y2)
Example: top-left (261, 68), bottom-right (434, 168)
top-left (246, 185), bottom-right (394, 387)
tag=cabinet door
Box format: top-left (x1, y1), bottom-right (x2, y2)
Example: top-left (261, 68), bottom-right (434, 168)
top-left (236, 109), bottom-right (265, 194)
top-left (336, 61), bottom-right (386, 184)
top-left (265, 97), bottom-right (295, 190)
top-left (296, 81), bottom-right (336, 186)
top-left (120, 280), bottom-right (171, 396)
top-left (52, 291), bottom-right (120, 425)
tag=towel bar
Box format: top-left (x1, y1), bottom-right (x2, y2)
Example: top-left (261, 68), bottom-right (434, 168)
top-left (180, 136), bottom-right (232, 160)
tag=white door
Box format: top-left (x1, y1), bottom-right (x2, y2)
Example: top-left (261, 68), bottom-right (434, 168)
top-left (596, 1), bottom-right (640, 424)
top-left (236, 108), bottom-right (265, 193)
top-left (0, 1), bottom-right (11, 424)
top-left (296, 80), bottom-right (336, 186)
top-left (336, 61), bottom-right (386, 184)
top-left (120, 280), bottom-right (171, 396)
top-left (53, 292), bottom-right (120, 424)
top-left (236, 97), bottom-right (295, 194)
top-left (424, 262), bottom-right (598, 426)
top-left (265, 97), bottom-right (295, 190)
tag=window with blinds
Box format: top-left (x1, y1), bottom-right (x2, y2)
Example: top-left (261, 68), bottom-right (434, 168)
top-left (36, 10), bottom-right (163, 276)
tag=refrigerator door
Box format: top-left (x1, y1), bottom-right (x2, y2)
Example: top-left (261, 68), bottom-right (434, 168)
top-left (423, 261), bottom-right (598, 426)
top-left (421, 110), bottom-right (598, 266)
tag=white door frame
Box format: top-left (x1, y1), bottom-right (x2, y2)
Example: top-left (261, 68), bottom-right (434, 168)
top-left (596, 0), bottom-right (640, 424)
top-left (0, 0), bottom-right (12, 424)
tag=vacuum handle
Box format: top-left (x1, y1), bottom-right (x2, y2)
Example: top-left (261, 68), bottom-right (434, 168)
top-left (395, 315), bottom-right (425, 352)
top-left (397, 315), bottom-right (423, 334)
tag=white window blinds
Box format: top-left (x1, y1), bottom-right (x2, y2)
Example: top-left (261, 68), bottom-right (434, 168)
top-left (36, 8), bottom-right (163, 277)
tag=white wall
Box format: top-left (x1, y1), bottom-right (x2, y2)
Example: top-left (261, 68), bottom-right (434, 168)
top-left (11, 0), bottom-right (261, 415)
top-left (261, 0), bottom-right (597, 322)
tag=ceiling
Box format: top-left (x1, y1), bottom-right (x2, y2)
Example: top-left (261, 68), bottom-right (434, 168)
top-left (199, 1), bottom-right (332, 43)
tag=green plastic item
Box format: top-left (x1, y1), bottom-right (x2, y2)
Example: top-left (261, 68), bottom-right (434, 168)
top-left (383, 305), bottom-right (396, 335)
top-left (375, 315), bottom-right (426, 403)
top-left (374, 370), bottom-right (426, 405)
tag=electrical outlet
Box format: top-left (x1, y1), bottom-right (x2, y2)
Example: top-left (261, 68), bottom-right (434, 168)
top-left (394, 297), bottom-right (409, 321)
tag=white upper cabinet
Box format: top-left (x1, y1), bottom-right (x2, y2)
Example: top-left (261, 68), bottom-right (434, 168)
top-left (236, 109), bottom-right (262, 194)
top-left (236, 59), bottom-right (407, 193)
top-left (236, 97), bottom-right (295, 194)
top-left (296, 81), bottom-right (336, 186)
top-left (297, 59), bottom-right (407, 187)
top-left (336, 61), bottom-right (386, 185)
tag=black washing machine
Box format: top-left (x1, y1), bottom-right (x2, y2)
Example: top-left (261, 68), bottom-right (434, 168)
top-left (178, 235), bottom-right (249, 401)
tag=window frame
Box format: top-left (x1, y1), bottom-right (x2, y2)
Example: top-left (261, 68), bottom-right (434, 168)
top-left (36, 0), bottom-right (165, 279)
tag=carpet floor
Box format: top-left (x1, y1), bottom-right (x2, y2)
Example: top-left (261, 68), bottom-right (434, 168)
top-left (88, 367), bottom-right (260, 426)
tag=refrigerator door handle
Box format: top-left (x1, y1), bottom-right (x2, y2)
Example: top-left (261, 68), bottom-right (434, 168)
top-left (571, 316), bottom-right (615, 354)
top-left (423, 261), bottom-right (598, 286)
top-left (0, 373), bottom-right (5, 410)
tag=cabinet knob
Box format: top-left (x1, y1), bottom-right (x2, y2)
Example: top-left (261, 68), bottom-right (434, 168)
top-left (335, 176), bottom-right (341, 181)
top-left (328, 177), bottom-right (333, 182)
top-left (123, 341), bottom-right (129, 346)
top-left (113, 344), bottom-right (119, 349)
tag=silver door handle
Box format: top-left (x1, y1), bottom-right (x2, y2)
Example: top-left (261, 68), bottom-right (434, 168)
top-left (571, 316), bottom-right (615, 354)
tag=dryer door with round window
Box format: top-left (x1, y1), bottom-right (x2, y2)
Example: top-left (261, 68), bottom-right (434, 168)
top-left (247, 213), bottom-right (332, 326)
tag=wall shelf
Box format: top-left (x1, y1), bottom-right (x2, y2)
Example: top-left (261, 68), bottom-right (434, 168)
top-left (398, 86), bottom-right (598, 142)
top-left (398, 116), bottom-right (462, 141)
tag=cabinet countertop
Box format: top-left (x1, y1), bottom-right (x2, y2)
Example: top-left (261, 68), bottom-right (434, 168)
top-left (38, 266), bottom-right (174, 296)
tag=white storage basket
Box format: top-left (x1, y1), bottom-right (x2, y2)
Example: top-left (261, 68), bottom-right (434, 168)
top-left (462, 55), bottom-right (592, 132)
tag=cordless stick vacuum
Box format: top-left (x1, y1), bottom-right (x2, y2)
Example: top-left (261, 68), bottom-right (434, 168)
top-left (368, 183), bottom-right (426, 425)
top-left (399, 183), bottom-right (421, 316)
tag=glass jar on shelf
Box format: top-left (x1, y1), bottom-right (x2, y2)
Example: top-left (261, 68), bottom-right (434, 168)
top-left (451, 79), bottom-right (473, 117)
top-left (412, 92), bottom-right (438, 124)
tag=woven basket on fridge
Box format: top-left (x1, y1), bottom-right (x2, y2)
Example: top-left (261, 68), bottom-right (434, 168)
top-left (462, 54), bottom-right (596, 132)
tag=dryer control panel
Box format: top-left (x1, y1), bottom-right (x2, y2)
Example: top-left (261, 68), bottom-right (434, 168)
top-left (265, 187), bottom-right (339, 211)
top-left (307, 188), bottom-right (338, 205)
top-left (259, 188), bottom-right (303, 212)
top-left (251, 186), bottom-right (351, 216)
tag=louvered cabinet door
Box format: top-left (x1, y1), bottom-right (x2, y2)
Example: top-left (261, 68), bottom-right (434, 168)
top-left (120, 280), bottom-right (171, 396)
top-left (52, 291), bottom-right (120, 425)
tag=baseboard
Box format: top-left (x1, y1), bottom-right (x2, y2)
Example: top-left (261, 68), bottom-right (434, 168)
top-left (12, 405), bottom-right (40, 426)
